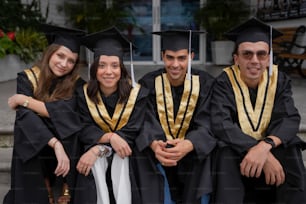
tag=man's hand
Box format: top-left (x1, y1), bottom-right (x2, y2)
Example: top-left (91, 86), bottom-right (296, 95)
top-left (150, 139), bottom-right (193, 166)
top-left (164, 139), bottom-right (193, 161)
top-left (263, 152), bottom-right (285, 186)
top-left (240, 141), bottom-right (272, 178)
top-left (150, 140), bottom-right (176, 166)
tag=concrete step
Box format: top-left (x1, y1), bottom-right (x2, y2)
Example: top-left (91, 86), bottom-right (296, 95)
top-left (0, 131), bottom-right (306, 202)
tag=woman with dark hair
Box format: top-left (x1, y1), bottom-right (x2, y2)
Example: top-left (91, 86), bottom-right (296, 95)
top-left (73, 26), bottom-right (148, 204)
top-left (4, 24), bottom-right (86, 204)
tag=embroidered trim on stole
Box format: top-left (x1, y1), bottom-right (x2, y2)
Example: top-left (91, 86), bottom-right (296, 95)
top-left (24, 66), bottom-right (40, 92)
top-left (224, 65), bottom-right (278, 140)
top-left (155, 73), bottom-right (200, 140)
top-left (83, 83), bottom-right (141, 132)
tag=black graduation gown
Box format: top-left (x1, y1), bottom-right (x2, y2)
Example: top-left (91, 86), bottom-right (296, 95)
top-left (136, 68), bottom-right (217, 204)
top-left (210, 69), bottom-right (306, 203)
top-left (73, 85), bottom-right (149, 204)
top-left (3, 70), bottom-right (85, 204)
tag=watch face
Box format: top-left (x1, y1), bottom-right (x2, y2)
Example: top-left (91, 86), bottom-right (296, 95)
top-left (99, 145), bottom-right (105, 151)
top-left (264, 138), bottom-right (275, 148)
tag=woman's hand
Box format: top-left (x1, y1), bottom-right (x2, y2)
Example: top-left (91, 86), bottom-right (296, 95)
top-left (52, 141), bottom-right (70, 177)
top-left (109, 133), bottom-right (131, 159)
top-left (8, 94), bottom-right (27, 109)
top-left (76, 145), bottom-right (100, 176)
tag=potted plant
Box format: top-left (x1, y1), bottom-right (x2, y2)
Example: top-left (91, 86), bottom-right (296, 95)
top-left (14, 28), bottom-right (48, 64)
top-left (0, 0), bottom-right (48, 81)
top-left (0, 28), bottom-right (47, 81)
top-left (194, 0), bottom-right (250, 65)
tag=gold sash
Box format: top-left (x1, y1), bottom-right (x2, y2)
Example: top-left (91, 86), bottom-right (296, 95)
top-left (225, 65), bottom-right (278, 140)
top-left (155, 73), bottom-right (200, 140)
top-left (83, 83), bottom-right (141, 132)
top-left (24, 66), bottom-right (40, 92)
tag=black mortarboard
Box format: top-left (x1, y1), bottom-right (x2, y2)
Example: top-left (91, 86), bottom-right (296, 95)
top-left (224, 17), bottom-right (282, 45)
top-left (40, 24), bottom-right (86, 53)
top-left (82, 26), bottom-right (135, 59)
top-left (152, 30), bottom-right (206, 51)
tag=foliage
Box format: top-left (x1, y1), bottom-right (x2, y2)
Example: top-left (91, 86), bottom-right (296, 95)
top-left (194, 0), bottom-right (250, 40)
top-left (57, 0), bottom-right (136, 32)
top-left (0, 0), bottom-right (48, 63)
top-left (0, 35), bottom-right (18, 58)
top-left (0, 29), bottom-right (48, 63)
top-left (0, 0), bottom-right (48, 32)
top-left (15, 28), bottom-right (48, 63)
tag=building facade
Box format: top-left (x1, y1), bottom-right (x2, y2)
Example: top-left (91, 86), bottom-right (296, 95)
top-left (37, 0), bottom-right (306, 65)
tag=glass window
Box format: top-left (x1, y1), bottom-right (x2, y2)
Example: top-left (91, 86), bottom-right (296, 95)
top-left (161, 0), bottom-right (200, 60)
top-left (121, 0), bottom-right (153, 61)
top-left (120, 0), bottom-right (201, 61)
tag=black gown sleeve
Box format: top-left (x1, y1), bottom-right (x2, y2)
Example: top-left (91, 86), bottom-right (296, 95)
top-left (14, 72), bottom-right (54, 162)
top-left (186, 71), bottom-right (217, 160)
top-left (266, 72), bottom-right (302, 147)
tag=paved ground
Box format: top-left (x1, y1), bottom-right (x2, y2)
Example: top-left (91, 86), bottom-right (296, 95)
top-left (0, 64), bottom-right (305, 201)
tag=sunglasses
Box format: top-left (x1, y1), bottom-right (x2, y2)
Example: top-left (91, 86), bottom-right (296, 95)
top-left (238, 50), bottom-right (269, 60)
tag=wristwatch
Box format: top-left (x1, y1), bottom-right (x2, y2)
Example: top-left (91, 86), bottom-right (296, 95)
top-left (97, 145), bottom-right (108, 157)
top-left (97, 145), bottom-right (112, 157)
top-left (262, 137), bottom-right (276, 149)
top-left (22, 98), bottom-right (30, 107)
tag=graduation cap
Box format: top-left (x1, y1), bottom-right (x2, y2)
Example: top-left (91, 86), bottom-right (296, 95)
top-left (40, 23), bottom-right (86, 53)
top-left (152, 29), bottom-right (205, 80)
top-left (224, 17), bottom-right (282, 45)
top-left (82, 26), bottom-right (137, 87)
top-left (152, 30), bottom-right (206, 51)
top-left (224, 17), bottom-right (282, 76)
top-left (82, 26), bottom-right (135, 59)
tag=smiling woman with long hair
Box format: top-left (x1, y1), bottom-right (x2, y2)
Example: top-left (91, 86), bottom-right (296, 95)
top-left (4, 24), bottom-right (86, 204)
top-left (73, 26), bottom-right (148, 204)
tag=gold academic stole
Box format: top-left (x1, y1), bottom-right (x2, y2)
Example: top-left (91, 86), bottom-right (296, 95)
top-left (155, 73), bottom-right (200, 140)
top-left (83, 83), bottom-right (140, 132)
top-left (225, 65), bottom-right (278, 140)
top-left (24, 66), bottom-right (40, 92)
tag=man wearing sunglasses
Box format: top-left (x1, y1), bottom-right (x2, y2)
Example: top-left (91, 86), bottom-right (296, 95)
top-left (210, 17), bottom-right (306, 203)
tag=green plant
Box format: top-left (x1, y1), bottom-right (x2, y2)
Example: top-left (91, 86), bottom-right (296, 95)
top-left (0, 0), bottom-right (48, 63)
top-left (57, 0), bottom-right (137, 32)
top-left (0, 35), bottom-right (19, 58)
top-left (15, 28), bottom-right (48, 63)
top-left (0, 0), bottom-right (48, 31)
top-left (0, 28), bottom-right (47, 64)
top-left (194, 0), bottom-right (250, 40)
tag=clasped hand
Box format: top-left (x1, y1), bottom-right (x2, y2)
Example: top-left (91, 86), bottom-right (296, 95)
top-left (150, 139), bottom-right (193, 167)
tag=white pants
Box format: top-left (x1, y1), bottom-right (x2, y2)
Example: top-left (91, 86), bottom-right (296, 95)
top-left (91, 154), bottom-right (131, 204)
